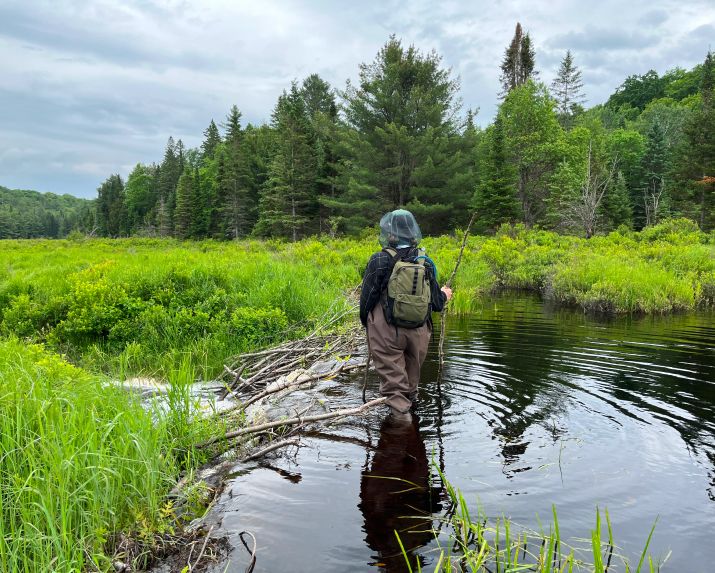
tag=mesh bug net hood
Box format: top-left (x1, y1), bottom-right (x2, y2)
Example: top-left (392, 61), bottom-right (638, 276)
top-left (378, 209), bottom-right (423, 248)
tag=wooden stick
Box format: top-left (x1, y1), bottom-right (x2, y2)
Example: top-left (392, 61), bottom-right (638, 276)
top-left (240, 437), bottom-right (300, 462)
top-left (189, 525), bottom-right (214, 572)
top-left (439, 213), bottom-right (476, 372)
top-left (198, 397), bottom-right (387, 448)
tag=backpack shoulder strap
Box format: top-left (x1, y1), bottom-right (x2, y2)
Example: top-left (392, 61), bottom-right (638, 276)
top-left (383, 247), bottom-right (401, 261)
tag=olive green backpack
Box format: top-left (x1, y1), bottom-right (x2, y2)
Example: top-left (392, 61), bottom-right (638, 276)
top-left (383, 248), bottom-right (432, 328)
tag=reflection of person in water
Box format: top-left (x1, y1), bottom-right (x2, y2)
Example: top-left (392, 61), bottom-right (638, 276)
top-left (359, 414), bottom-right (440, 571)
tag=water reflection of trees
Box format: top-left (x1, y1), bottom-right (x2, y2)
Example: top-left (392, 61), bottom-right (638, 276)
top-left (358, 414), bottom-right (442, 572)
top-left (429, 294), bottom-right (715, 497)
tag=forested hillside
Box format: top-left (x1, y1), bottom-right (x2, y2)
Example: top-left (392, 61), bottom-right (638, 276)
top-left (9, 25), bottom-right (715, 240)
top-left (0, 186), bottom-right (94, 238)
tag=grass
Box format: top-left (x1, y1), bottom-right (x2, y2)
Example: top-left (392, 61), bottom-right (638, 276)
top-left (2, 219), bottom-right (714, 381)
top-left (1, 221), bottom-right (703, 571)
top-left (0, 339), bottom-right (211, 572)
top-left (402, 471), bottom-right (661, 572)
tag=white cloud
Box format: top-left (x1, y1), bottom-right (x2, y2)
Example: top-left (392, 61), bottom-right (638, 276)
top-left (0, 0), bottom-right (713, 197)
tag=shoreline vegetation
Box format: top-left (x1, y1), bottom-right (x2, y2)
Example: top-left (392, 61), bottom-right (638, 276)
top-left (1, 218), bottom-right (713, 378)
top-left (1, 220), bottom-right (707, 570)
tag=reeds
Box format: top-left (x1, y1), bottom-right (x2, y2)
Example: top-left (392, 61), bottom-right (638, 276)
top-left (402, 470), bottom-right (661, 572)
top-left (0, 339), bottom-right (199, 571)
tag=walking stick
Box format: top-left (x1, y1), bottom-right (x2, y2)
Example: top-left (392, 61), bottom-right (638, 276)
top-left (362, 324), bottom-right (371, 403)
top-left (438, 213), bottom-right (476, 375)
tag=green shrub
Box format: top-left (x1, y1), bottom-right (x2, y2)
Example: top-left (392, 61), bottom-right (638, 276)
top-left (230, 306), bottom-right (288, 348)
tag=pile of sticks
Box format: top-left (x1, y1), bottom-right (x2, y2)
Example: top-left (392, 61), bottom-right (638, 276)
top-left (198, 299), bottom-right (388, 454)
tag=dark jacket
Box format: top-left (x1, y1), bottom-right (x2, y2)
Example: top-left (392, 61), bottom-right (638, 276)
top-left (359, 246), bottom-right (447, 327)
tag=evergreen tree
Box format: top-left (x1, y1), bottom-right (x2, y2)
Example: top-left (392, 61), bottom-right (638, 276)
top-left (602, 171), bottom-right (633, 229)
top-left (96, 174), bottom-right (126, 237)
top-left (223, 105), bottom-right (242, 147)
top-left (473, 116), bottom-right (519, 231)
top-left (674, 51), bottom-right (715, 228)
top-left (157, 137), bottom-right (182, 233)
top-left (300, 74), bottom-right (337, 119)
top-left (500, 23), bottom-right (538, 96)
top-left (255, 84), bottom-right (317, 240)
top-left (334, 36), bottom-right (463, 234)
top-left (641, 121), bottom-right (668, 225)
top-left (201, 120), bottom-right (221, 162)
top-left (173, 168), bottom-right (195, 239)
top-left (551, 50), bottom-right (585, 128)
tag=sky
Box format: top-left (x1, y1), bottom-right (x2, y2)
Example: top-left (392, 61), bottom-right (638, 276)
top-left (0, 0), bottom-right (713, 199)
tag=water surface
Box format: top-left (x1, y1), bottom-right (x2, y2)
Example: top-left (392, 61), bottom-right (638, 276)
top-left (210, 294), bottom-right (715, 572)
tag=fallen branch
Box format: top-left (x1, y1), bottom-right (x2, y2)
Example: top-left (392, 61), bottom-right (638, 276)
top-left (198, 397), bottom-right (387, 448)
top-left (240, 437), bottom-right (300, 462)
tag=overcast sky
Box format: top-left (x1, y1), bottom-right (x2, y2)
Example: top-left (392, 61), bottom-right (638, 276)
top-left (1, 0), bottom-right (713, 199)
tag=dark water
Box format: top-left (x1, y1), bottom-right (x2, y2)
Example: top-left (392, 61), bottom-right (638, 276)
top-left (211, 294), bottom-right (715, 572)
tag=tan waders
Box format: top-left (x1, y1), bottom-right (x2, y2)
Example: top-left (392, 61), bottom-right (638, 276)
top-left (367, 306), bottom-right (431, 414)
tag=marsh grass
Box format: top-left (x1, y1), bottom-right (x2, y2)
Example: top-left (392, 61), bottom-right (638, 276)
top-left (1, 219), bottom-right (714, 381)
top-left (0, 339), bottom-right (204, 572)
top-left (401, 472), bottom-right (661, 572)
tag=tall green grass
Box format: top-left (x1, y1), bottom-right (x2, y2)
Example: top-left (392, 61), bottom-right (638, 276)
top-left (408, 472), bottom-right (660, 572)
top-left (1, 219), bottom-right (714, 381)
top-left (0, 339), bottom-right (203, 572)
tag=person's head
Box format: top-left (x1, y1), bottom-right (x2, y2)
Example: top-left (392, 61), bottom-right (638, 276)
top-left (378, 209), bottom-right (422, 248)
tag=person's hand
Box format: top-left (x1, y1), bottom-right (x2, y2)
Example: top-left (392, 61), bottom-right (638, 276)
top-left (441, 286), bottom-right (453, 301)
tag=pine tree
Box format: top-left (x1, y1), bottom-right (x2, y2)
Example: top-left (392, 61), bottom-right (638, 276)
top-left (335, 36), bottom-right (462, 234)
top-left (500, 23), bottom-right (538, 97)
top-left (300, 74), bottom-right (337, 119)
top-left (551, 50), bottom-right (585, 128)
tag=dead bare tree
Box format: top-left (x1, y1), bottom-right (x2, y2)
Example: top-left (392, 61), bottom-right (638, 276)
top-left (567, 141), bottom-right (618, 238)
top-left (644, 175), bottom-right (666, 227)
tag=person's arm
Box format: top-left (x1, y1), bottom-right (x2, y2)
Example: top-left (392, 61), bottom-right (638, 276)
top-left (427, 263), bottom-right (449, 313)
top-left (359, 252), bottom-right (391, 327)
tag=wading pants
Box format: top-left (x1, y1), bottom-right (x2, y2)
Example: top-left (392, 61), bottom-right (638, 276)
top-left (367, 306), bottom-right (431, 413)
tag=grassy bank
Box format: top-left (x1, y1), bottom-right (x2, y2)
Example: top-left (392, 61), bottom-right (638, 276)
top-left (1, 219), bottom-right (714, 379)
top-left (0, 339), bottom-right (211, 572)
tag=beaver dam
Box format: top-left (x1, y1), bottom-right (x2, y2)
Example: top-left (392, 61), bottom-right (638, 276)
top-left (158, 292), bottom-right (715, 573)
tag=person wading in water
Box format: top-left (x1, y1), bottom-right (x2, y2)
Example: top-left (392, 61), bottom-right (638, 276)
top-left (359, 209), bottom-right (452, 421)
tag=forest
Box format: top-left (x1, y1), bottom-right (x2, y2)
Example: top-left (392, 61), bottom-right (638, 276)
top-left (3, 26), bottom-right (712, 241)
top-left (82, 26), bottom-right (711, 240)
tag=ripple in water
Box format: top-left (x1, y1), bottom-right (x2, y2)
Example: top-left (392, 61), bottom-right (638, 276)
top-left (209, 294), bottom-right (715, 573)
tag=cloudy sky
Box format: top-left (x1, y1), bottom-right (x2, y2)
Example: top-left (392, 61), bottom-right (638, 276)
top-left (1, 0), bottom-right (713, 199)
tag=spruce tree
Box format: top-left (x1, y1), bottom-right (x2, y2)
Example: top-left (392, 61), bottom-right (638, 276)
top-left (551, 50), bottom-right (585, 128)
top-left (500, 23), bottom-right (538, 96)
top-left (173, 168), bottom-right (195, 239)
top-left (473, 116), bottom-right (519, 231)
top-left (255, 84), bottom-right (317, 240)
top-left (201, 120), bottom-right (221, 162)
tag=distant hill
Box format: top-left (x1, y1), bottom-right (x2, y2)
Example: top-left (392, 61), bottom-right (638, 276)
top-left (0, 186), bottom-right (95, 239)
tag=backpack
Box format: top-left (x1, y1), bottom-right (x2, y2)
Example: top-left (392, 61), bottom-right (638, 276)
top-left (382, 247), bottom-right (432, 328)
